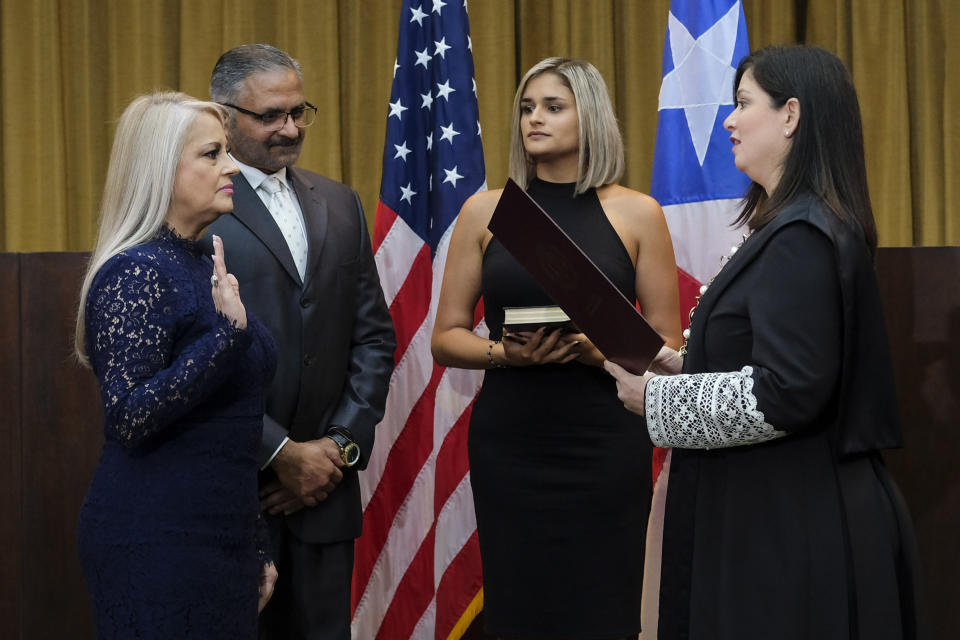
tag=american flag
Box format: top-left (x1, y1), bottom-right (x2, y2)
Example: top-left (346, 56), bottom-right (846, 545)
top-left (351, 1), bottom-right (486, 639)
top-left (641, 1), bottom-right (749, 635)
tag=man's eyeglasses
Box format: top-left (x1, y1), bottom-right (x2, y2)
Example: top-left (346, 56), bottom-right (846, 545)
top-left (220, 102), bottom-right (318, 132)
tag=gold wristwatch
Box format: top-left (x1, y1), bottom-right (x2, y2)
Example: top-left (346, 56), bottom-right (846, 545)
top-left (326, 426), bottom-right (360, 468)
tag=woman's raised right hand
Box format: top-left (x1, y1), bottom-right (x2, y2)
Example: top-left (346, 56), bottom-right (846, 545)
top-left (210, 234), bottom-right (247, 330)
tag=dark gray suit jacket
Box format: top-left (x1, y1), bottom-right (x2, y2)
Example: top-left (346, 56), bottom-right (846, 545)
top-left (203, 168), bottom-right (395, 544)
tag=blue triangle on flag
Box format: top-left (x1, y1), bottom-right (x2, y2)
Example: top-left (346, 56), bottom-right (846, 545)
top-left (651, 0), bottom-right (751, 206)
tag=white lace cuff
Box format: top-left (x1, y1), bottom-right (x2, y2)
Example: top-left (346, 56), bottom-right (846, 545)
top-left (644, 366), bottom-right (785, 449)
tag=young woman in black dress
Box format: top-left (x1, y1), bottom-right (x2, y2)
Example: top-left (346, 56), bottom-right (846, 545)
top-left (433, 58), bottom-right (681, 640)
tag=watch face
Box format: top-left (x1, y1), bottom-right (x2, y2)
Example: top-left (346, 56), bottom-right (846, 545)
top-left (342, 442), bottom-right (360, 467)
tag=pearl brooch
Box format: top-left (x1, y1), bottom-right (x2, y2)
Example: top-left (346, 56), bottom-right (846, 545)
top-left (678, 231), bottom-right (753, 357)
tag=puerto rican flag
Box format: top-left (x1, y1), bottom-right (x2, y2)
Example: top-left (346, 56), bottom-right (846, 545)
top-left (653, 0), bottom-right (750, 307)
top-left (643, 1), bottom-right (750, 636)
top-left (351, 1), bottom-right (486, 639)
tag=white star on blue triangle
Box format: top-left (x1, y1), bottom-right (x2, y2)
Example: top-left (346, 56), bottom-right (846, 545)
top-left (650, 0), bottom-right (751, 206)
top-left (659, 1), bottom-right (739, 166)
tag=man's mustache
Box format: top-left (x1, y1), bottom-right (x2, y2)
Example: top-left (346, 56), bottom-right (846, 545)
top-left (267, 135), bottom-right (302, 148)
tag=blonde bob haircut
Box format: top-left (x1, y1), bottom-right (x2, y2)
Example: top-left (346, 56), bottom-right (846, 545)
top-left (74, 92), bottom-right (229, 366)
top-left (508, 57), bottom-right (624, 195)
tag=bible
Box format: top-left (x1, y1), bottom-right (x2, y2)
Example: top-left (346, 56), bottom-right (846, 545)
top-left (502, 305), bottom-right (577, 333)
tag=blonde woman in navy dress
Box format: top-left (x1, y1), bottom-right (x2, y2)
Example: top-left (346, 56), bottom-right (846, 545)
top-left (433, 58), bottom-right (682, 639)
top-left (75, 92), bottom-right (278, 639)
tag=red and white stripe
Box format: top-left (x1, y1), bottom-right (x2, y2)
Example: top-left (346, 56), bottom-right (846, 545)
top-left (663, 198), bottom-right (744, 287)
top-left (352, 194), bottom-right (486, 640)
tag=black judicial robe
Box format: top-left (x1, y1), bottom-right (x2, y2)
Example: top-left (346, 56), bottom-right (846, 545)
top-left (655, 192), bottom-right (926, 639)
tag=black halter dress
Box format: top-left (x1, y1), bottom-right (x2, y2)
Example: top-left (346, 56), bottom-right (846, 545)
top-left (469, 178), bottom-right (650, 639)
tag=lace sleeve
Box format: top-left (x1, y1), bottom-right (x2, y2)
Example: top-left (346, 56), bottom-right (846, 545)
top-left (644, 366), bottom-right (786, 449)
top-left (86, 257), bottom-right (252, 448)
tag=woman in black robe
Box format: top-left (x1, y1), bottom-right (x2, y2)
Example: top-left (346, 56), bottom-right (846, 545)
top-left (605, 45), bottom-right (926, 639)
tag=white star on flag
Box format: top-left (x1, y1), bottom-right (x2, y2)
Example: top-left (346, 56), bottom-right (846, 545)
top-left (394, 141), bottom-right (412, 161)
top-left (434, 37), bottom-right (451, 58)
top-left (442, 166), bottom-right (463, 187)
top-left (420, 91), bottom-right (434, 109)
top-left (426, 132), bottom-right (433, 150)
top-left (432, 0), bottom-right (446, 14)
top-left (435, 80), bottom-right (455, 100)
top-left (658, 1), bottom-right (740, 165)
top-left (389, 99), bottom-right (408, 119)
top-left (439, 122), bottom-right (460, 144)
top-left (400, 182), bottom-right (416, 204)
top-left (409, 4), bottom-right (427, 25)
top-left (414, 47), bottom-right (432, 68)
top-left (393, 58), bottom-right (399, 78)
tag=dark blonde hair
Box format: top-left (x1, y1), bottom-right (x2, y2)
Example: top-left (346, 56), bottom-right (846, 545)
top-left (508, 58), bottom-right (624, 195)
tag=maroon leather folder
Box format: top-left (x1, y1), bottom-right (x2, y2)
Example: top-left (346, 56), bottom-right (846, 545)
top-left (488, 178), bottom-right (664, 374)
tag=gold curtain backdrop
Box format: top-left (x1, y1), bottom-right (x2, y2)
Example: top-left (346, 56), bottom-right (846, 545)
top-left (0, 0), bottom-right (956, 252)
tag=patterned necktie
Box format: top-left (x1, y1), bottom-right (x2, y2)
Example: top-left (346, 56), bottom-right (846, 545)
top-left (260, 175), bottom-right (308, 280)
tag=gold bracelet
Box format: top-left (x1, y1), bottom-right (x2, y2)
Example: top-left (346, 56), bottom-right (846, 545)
top-left (487, 339), bottom-right (506, 368)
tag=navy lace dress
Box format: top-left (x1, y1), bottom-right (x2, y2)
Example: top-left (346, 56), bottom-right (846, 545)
top-left (77, 227), bottom-right (277, 639)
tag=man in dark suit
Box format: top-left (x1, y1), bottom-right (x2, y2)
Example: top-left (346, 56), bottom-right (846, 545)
top-left (205, 44), bottom-right (395, 639)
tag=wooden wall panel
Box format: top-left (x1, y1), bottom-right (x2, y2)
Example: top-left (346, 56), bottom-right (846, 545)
top-left (877, 247), bottom-right (960, 637)
top-left (19, 252), bottom-right (101, 639)
top-left (0, 254), bottom-right (22, 640)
